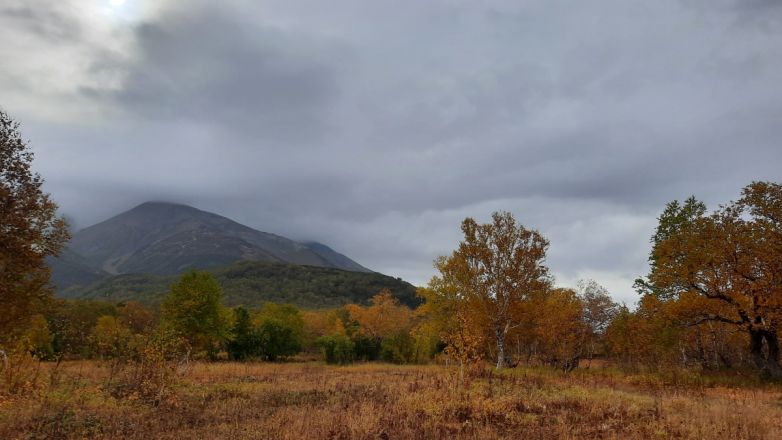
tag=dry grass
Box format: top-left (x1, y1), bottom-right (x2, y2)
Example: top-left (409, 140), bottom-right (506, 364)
top-left (2, 360), bottom-right (782, 439)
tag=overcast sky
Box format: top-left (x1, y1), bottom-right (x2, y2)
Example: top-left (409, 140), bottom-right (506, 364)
top-left (2, 0), bottom-right (781, 305)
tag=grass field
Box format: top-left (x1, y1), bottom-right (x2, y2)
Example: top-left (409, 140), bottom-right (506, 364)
top-left (2, 361), bottom-right (781, 439)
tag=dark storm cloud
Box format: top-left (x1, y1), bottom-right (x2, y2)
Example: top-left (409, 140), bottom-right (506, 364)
top-left (2, 0), bottom-right (781, 304)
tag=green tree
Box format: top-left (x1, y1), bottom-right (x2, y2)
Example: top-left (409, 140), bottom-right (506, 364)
top-left (160, 271), bottom-right (232, 356)
top-left (227, 307), bottom-right (261, 360)
top-left (317, 334), bottom-right (355, 364)
top-left (255, 303), bottom-right (304, 361)
top-left (0, 110), bottom-right (69, 346)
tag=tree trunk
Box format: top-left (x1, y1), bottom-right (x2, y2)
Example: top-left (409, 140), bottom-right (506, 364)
top-left (749, 328), bottom-right (782, 378)
top-left (495, 325), bottom-right (508, 369)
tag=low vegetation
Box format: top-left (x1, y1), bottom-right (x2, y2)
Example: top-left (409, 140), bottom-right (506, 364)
top-left (2, 361), bottom-right (782, 439)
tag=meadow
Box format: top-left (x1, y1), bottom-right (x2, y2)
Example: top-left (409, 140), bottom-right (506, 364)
top-left (2, 360), bottom-right (781, 439)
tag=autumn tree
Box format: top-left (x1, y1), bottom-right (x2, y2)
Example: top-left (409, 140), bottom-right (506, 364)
top-left (160, 271), bottom-right (232, 357)
top-left (117, 301), bottom-right (154, 334)
top-left (534, 288), bottom-right (588, 372)
top-left (92, 315), bottom-right (132, 360)
top-left (431, 211), bottom-right (551, 368)
top-left (346, 290), bottom-right (413, 342)
top-left (638, 182), bottom-right (782, 376)
top-left (0, 110), bottom-right (69, 346)
top-left (346, 290), bottom-right (416, 361)
top-left (22, 314), bottom-right (54, 359)
top-left (418, 279), bottom-right (486, 371)
top-left (577, 279), bottom-right (619, 364)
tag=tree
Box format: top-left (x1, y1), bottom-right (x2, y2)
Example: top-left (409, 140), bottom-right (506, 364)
top-left (535, 288), bottom-right (588, 372)
top-left (227, 307), bottom-right (261, 360)
top-left (0, 110), bottom-right (69, 345)
top-left (577, 280), bottom-right (619, 364)
top-left (346, 290), bottom-right (413, 342)
top-left (431, 211), bottom-right (551, 368)
top-left (638, 182), bottom-right (782, 376)
top-left (22, 314), bottom-right (54, 359)
top-left (92, 315), bottom-right (132, 360)
top-left (117, 301), bottom-right (154, 334)
top-left (254, 303), bottom-right (304, 361)
top-left (160, 271), bottom-right (232, 356)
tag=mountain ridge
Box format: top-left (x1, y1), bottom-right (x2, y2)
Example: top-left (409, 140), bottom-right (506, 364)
top-left (50, 201), bottom-right (372, 291)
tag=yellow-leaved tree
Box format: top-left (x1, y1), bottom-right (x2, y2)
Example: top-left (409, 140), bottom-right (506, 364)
top-left (425, 211), bottom-right (551, 369)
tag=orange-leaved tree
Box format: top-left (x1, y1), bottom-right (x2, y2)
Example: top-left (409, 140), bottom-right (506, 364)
top-left (0, 110), bottom-right (69, 347)
top-left (637, 182), bottom-right (782, 376)
top-left (428, 211), bottom-right (551, 369)
top-left (346, 289), bottom-right (413, 342)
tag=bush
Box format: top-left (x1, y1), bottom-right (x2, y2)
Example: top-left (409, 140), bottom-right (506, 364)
top-left (109, 328), bottom-right (187, 405)
top-left (352, 334), bottom-right (381, 361)
top-left (381, 331), bottom-right (417, 364)
top-left (258, 320), bottom-right (302, 361)
top-left (317, 335), bottom-right (355, 364)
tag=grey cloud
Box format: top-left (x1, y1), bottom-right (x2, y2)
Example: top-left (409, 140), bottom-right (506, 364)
top-left (86, 5), bottom-right (343, 143)
top-left (2, 0), bottom-right (781, 303)
top-left (0, 4), bottom-right (82, 43)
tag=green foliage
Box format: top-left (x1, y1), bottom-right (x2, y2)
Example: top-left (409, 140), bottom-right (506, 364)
top-left (257, 320), bottom-right (302, 361)
top-left (60, 261), bottom-right (419, 309)
top-left (635, 196), bottom-right (707, 297)
top-left (160, 271), bottom-right (232, 356)
top-left (255, 303), bottom-right (304, 361)
top-left (317, 334), bottom-right (355, 364)
top-left (380, 331), bottom-right (417, 364)
top-left (227, 307), bottom-right (261, 360)
top-left (351, 334), bottom-right (381, 361)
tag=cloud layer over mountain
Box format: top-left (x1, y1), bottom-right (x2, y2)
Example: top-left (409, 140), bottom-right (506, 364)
top-left (2, 0), bottom-right (782, 304)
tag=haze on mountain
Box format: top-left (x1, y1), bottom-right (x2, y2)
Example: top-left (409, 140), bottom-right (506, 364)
top-left (50, 201), bottom-right (371, 290)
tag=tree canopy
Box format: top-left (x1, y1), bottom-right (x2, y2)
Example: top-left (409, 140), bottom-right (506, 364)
top-left (428, 211), bottom-right (551, 368)
top-left (160, 271), bottom-right (232, 356)
top-left (0, 110), bottom-right (69, 346)
top-left (638, 182), bottom-right (782, 376)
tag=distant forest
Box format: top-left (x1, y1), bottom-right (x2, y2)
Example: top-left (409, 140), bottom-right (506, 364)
top-left (59, 261), bottom-right (420, 309)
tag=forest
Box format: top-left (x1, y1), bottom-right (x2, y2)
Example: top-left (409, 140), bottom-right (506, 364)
top-left (3, 108), bottom-right (782, 438)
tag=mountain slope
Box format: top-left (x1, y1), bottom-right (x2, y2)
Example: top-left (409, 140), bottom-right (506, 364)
top-left (60, 260), bottom-right (419, 309)
top-left (51, 202), bottom-right (372, 290)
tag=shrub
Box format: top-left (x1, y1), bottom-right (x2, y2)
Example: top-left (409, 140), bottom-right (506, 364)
top-left (352, 334), bottom-right (381, 361)
top-left (381, 331), bottom-right (417, 364)
top-left (317, 335), bottom-right (355, 364)
top-left (258, 320), bottom-right (302, 361)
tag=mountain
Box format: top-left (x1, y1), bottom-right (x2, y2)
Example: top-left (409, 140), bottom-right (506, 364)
top-left (50, 201), bottom-right (372, 290)
top-left (59, 260), bottom-right (419, 309)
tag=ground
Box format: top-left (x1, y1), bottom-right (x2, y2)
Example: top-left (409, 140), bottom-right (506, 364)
top-left (1, 361), bottom-right (781, 439)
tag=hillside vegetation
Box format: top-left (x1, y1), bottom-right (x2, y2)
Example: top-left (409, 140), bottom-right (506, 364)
top-left (59, 260), bottom-right (419, 309)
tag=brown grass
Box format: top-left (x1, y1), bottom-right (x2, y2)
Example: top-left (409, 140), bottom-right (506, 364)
top-left (2, 361), bottom-right (781, 439)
